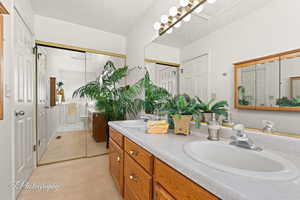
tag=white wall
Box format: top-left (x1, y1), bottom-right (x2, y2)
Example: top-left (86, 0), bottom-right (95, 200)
top-left (181, 0), bottom-right (300, 134)
top-left (126, 0), bottom-right (178, 85)
top-left (34, 15), bottom-right (126, 55)
top-left (145, 43), bottom-right (180, 64)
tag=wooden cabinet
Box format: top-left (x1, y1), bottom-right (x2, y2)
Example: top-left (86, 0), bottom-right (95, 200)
top-left (125, 138), bottom-right (153, 174)
top-left (154, 183), bottom-right (175, 200)
top-left (110, 127), bottom-right (124, 147)
top-left (154, 159), bottom-right (219, 200)
top-left (124, 153), bottom-right (152, 200)
top-left (88, 111), bottom-right (107, 142)
top-left (49, 77), bottom-right (56, 107)
top-left (109, 138), bottom-right (124, 196)
top-left (108, 127), bottom-right (220, 200)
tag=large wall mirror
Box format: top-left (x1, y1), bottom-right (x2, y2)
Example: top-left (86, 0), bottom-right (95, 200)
top-left (235, 50), bottom-right (300, 112)
top-left (141, 0), bottom-right (300, 137)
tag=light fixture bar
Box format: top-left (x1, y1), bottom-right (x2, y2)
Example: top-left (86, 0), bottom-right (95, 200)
top-left (159, 0), bottom-right (207, 36)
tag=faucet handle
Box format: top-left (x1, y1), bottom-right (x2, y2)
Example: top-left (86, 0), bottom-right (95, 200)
top-left (262, 120), bottom-right (275, 133)
top-left (232, 124), bottom-right (245, 135)
top-left (263, 120), bottom-right (274, 128)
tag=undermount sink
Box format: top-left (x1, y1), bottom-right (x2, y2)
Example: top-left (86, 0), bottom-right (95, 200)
top-left (118, 120), bottom-right (146, 128)
top-left (184, 141), bottom-right (299, 181)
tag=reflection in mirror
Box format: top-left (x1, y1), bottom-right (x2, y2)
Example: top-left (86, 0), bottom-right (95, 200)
top-left (144, 0), bottom-right (300, 137)
top-left (291, 77), bottom-right (300, 100)
top-left (181, 55), bottom-right (209, 101)
top-left (85, 53), bottom-right (126, 156)
top-left (256, 59), bottom-right (280, 107)
top-left (237, 65), bottom-right (256, 106)
top-left (145, 61), bottom-right (179, 96)
top-left (279, 54), bottom-right (300, 107)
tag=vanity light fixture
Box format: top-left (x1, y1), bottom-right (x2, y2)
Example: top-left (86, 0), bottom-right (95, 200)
top-left (174, 21), bottom-right (182, 28)
top-left (167, 28), bottom-right (173, 34)
top-left (161, 15), bottom-right (169, 24)
top-left (169, 7), bottom-right (178, 17)
top-left (154, 22), bottom-right (161, 30)
top-left (155, 0), bottom-right (215, 35)
top-left (183, 14), bottom-right (192, 22)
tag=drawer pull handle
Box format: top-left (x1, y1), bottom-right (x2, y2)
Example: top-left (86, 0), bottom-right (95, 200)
top-left (129, 174), bottom-right (138, 182)
top-left (129, 150), bottom-right (139, 156)
top-left (117, 156), bottom-right (120, 162)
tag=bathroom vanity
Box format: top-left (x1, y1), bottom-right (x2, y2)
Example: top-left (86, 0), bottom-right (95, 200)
top-left (108, 120), bottom-right (300, 200)
top-left (109, 126), bottom-right (219, 200)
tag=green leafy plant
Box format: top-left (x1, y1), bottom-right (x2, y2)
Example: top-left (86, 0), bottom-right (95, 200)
top-left (73, 61), bottom-right (144, 121)
top-left (238, 86), bottom-right (250, 105)
top-left (196, 98), bottom-right (228, 116)
top-left (161, 94), bottom-right (201, 118)
top-left (276, 97), bottom-right (300, 107)
top-left (143, 71), bottom-right (171, 114)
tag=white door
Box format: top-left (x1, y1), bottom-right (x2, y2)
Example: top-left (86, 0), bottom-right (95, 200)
top-left (13, 10), bottom-right (35, 195)
top-left (156, 64), bottom-right (178, 96)
top-left (180, 55), bottom-right (209, 101)
top-left (36, 48), bottom-right (47, 161)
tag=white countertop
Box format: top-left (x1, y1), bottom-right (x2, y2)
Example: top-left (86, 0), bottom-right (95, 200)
top-left (108, 120), bottom-right (300, 200)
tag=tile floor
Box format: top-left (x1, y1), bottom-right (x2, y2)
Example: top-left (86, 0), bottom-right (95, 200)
top-left (39, 131), bottom-right (108, 165)
top-left (18, 156), bottom-right (122, 200)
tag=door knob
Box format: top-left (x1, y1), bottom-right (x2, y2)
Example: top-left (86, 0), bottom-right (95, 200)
top-left (15, 110), bottom-right (25, 117)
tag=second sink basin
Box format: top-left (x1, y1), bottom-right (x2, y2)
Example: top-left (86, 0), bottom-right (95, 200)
top-left (184, 141), bottom-right (299, 181)
top-left (118, 120), bottom-right (146, 128)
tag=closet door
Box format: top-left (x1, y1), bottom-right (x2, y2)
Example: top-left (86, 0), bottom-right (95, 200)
top-left (13, 9), bottom-right (35, 195)
top-left (181, 55), bottom-right (209, 101)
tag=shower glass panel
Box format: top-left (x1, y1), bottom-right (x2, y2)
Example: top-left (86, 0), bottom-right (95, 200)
top-left (37, 46), bottom-right (88, 165)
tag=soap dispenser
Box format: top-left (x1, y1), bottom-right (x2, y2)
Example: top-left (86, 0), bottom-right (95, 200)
top-left (207, 113), bottom-right (221, 141)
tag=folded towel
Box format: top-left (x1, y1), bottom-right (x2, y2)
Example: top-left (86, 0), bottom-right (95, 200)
top-left (147, 120), bottom-right (169, 134)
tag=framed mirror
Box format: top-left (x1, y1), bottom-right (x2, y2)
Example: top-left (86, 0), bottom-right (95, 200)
top-left (0, 16), bottom-right (3, 120)
top-left (235, 49), bottom-right (300, 112)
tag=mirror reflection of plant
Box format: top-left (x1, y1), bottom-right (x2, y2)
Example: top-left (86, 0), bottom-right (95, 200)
top-left (276, 97), bottom-right (300, 107)
top-left (196, 98), bottom-right (228, 116)
top-left (238, 86), bottom-right (250, 105)
top-left (143, 71), bottom-right (171, 114)
top-left (73, 61), bottom-right (144, 121)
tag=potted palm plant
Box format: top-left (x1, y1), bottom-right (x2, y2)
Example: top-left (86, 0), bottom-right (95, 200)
top-left (73, 61), bottom-right (144, 144)
top-left (196, 98), bottom-right (228, 122)
top-left (161, 94), bottom-right (201, 135)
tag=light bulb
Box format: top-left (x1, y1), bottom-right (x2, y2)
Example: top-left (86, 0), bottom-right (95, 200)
top-left (174, 21), bottom-right (181, 28)
top-left (195, 5), bottom-right (204, 13)
top-left (167, 28), bottom-right (173, 34)
top-left (153, 22), bottom-right (161, 30)
top-left (161, 15), bottom-right (169, 24)
top-left (180, 0), bottom-right (189, 7)
top-left (183, 14), bottom-right (191, 22)
top-left (207, 0), bottom-right (216, 4)
top-left (169, 7), bottom-right (178, 17)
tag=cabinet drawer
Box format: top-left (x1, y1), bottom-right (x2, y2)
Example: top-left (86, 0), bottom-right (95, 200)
top-left (125, 138), bottom-right (153, 174)
top-left (110, 128), bottom-right (124, 148)
top-left (109, 139), bottom-right (124, 196)
top-left (154, 159), bottom-right (219, 200)
top-left (124, 153), bottom-right (152, 200)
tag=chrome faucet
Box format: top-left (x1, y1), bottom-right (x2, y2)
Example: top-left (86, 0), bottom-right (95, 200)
top-left (230, 124), bottom-right (262, 151)
top-left (262, 120), bottom-right (275, 133)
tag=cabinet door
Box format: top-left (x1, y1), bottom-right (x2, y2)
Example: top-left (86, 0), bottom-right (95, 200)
top-left (154, 183), bottom-right (175, 200)
top-left (109, 139), bottom-right (124, 196)
top-left (124, 153), bottom-right (152, 200)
